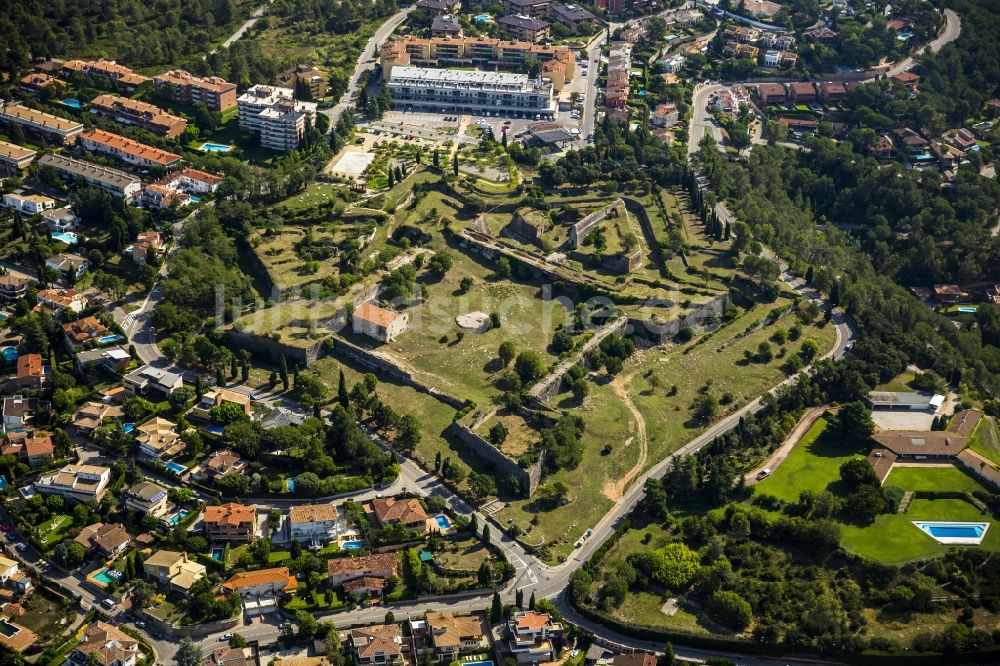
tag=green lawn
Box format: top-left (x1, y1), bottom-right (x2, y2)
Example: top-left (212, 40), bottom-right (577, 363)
top-left (841, 498), bottom-right (1000, 564)
top-left (754, 418), bottom-right (864, 502)
top-left (884, 465), bottom-right (986, 493)
top-left (970, 416), bottom-right (1000, 466)
top-left (36, 515), bottom-right (74, 548)
top-left (875, 371), bottom-right (916, 393)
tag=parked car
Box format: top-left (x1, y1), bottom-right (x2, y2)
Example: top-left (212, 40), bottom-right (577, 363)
top-left (757, 468), bottom-right (772, 480)
top-left (221, 633), bottom-right (232, 642)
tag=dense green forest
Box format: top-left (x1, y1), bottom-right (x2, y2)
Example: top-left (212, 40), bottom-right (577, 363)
top-left (0, 0), bottom-right (252, 73)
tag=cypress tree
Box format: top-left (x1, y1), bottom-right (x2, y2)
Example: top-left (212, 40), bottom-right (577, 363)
top-left (805, 264), bottom-right (814, 284)
top-left (434, 451), bottom-right (442, 472)
top-left (433, 149), bottom-right (440, 168)
top-left (516, 588), bottom-right (523, 608)
top-left (528, 590), bottom-right (536, 610)
top-left (338, 370), bottom-right (349, 408)
top-left (482, 524), bottom-right (491, 544)
top-left (230, 355), bottom-right (238, 378)
top-left (452, 153), bottom-right (459, 177)
top-left (490, 591), bottom-right (503, 622)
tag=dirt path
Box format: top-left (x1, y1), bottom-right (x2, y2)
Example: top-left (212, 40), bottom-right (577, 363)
top-left (603, 371), bottom-right (649, 502)
top-left (744, 405), bottom-right (827, 484)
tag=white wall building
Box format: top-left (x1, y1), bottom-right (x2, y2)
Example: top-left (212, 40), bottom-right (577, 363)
top-left (237, 85), bottom-right (317, 152)
top-left (387, 67), bottom-right (555, 116)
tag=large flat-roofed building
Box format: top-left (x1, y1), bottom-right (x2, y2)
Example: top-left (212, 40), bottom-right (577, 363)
top-left (497, 15), bottom-right (551, 43)
top-left (123, 365), bottom-right (183, 398)
top-left (38, 153), bottom-right (142, 198)
top-left (37, 463), bottom-right (111, 503)
top-left (237, 85), bottom-right (318, 151)
top-left (381, 37), bottom-right (574, 81)
top-left (388, 66), bottom-right (555, 116)
top-left (0, 140), bottom-right (36, 173)
top-left (89, 94), bottom-right (188, 138)
top-left (154, 70), bottom-right (238, 112)
top-left (0, 102), bottom-right (83, 144)
top-left (868, 391), bottom-right (944, 412)
top-left (78, 129), bottom-right (183, 169)
top-left (61, 59), bottom-right (151, 92)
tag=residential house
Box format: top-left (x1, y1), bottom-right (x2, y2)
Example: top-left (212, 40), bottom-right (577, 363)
top-left (507, 610), bottom-right (563, 664)
top-left (3, 193), bottom-right (55, 216)
top-left (326, 553), bottom-right (399, 588)
top-left (431, 15), bottom-right (465, 38)
top-left (140, 184), bottom-right (191, 210)
top-left (45, 254), bottom-right (88, 281)
top-left (154, 70), bottom-right (238, 112)
top-left (78, 129), bottom-right (183, 170)
top-left (0, 102), bottom-right (83, 145)
top-left (950, 128), bottom-right (977, 152)
top-left (371, 497), bottom-right (429, 532)
top-left (192, 388), bottom-right (252, 421)
top-left (418, 612), bottom-right (489, 663)
top-left (870, 134), bottom-right (894, 159)
top-left (661, 54), bottom-right (685, 73)
top-left (788, 82), bottom-right (816, 103)
top-left (611, 653), bottom-right (656, 666)
top-left (75, 522), bottom-right (131, 558)
top-left (289, 504), bottom-right (342, 547)
top-left (0, 274), bottom-right (32, 301)
top-left (497, 15), bottom-right (551, 43)
top-left (131, 231), bottom-right (163, 265)
top-left (722, 42), bottom-right (758, 60)
top-left (74, 346), bottom-right (131, 375)
top-left (724, 25), bottom-right (761, 43)
top-left (755, 83), bottom-right (787, 104)
top-left (932, 283), bottom-right (968, 305)
top-left (196, 448), bottom-right (246, 482)
top-left (220, 567), bottom-right (298, 613)
top-left (123, 481), bottom-right (169, 517)
top-left (41, 207), bottom-right (79, 232)
top-left (88, 94), bottom-right (187, 139)
top-left (62, 316), bottom-right (111, 350)
top-left (803, 27), bottom-right (838, 44)
top-left (347, 625), bottom-right (404, 666)
top-left (549, 4), bottom-right (598, 31)
top-left (0, 555), bottom-right (27, 590)
top-left (344, 577), bottom-right (390, 599)
top-left (352, 302), bottom-right (409, 342)
top-left (3, 397), bottom-right (44, 432)
top-left (203, 503), bottom-right (258, 542)
top-left (276, 65), bottom-right (331, 100)
top-left (504, 0), bottom-right (554, 18)
top-left (36, 154), bottom-right (142, 198)
top-left (135, 417), bottom-right (184, 460)
top-left (743, 0), bottom-right (780, 19)
top-left (65, 622), bottom-right (140, 666)
top-left (60, 59), bottom-right (151, 92)
top-left (817, 82), bottom-right (847, 104)
top-left (19, 72), bottom-right (63, 95)
top-left (38, 464), bottom-right (111, 503)
top-left (205, 646), bottom-right (254, 666)
top-left (13, 354), bottom-right (45, 390)
top-left (1, 431), bottom-right (54, 468)
top-left (122, 365), bottom-right (183, 398)
top-left (71, 401), bottom-right (125, 435)
top-left (890, 71), bottom-right (920, 93)
top-left (650, 103), bottom-right (679, 128)
top-left (156, 168), bottom-right (224, 195)
top-left (415, 0), bottom-right (463, 16)
top-left (143, 550), bottom-right (207, 594)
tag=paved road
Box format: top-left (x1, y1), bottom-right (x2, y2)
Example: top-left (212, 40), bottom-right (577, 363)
top-left (887, 9), bottom-right (960, 76)
top-left (219, 0), bottom-right (277, 51)
top-left (320, 7), bottom-right (414, 128)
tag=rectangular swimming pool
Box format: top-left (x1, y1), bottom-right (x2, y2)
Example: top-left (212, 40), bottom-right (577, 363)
top-left (0, 619), bottom-right (19, 637)
top-left (199, 142), bottom-right (233, 153)
top-left (93, 568), bottom-right (120, 585)
top-left (61, 99), bottom-right (82, 109)
top-left (434, 515), bottom-right (452, 530)
top-left (164, 461), bottom-right (186, 474)
top-left (211, 548), bottom-right (224, 561)
top-left (914, 521), bottom-right (990, 545)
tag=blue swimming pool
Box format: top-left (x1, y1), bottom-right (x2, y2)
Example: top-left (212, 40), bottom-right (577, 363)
top-left (434, 515), bottom-right (452, 530)
top-left (93, 568), bottom-right (121, 585)
top-left (0, 476), bottom-right (8, 490)
top-left (97, 335), bottom-right (124, 344)
top-left (1, 348), bottom-right (16, 362)
top-left (467, 661), bottom-right (493, 666)
top-left (957, 307), bottom-right (978, 313)
top-left (164, 461), bottom-right (186, 475)
top-left (342, 540), bottom-right (364, 549)
top-left (52, 231), bottom-right (78, 245)
top-left (122, 423), bottom-right (134, 433)
top-left (167, 509), bottom-right (190, 525)
top-left (287, 477), bottom-right (295, 492)
top-left (914, 521), bottom-right (990, 545)
top-left (199, 142), bottom-right (233, 153)
top-left (61, 99), bottom-right (82, 109)
top-left (210, 548), bottom-right (224, 561)
top-left (0, 312), bottom-right (8, 320)
top-left (190, 195), bottom-right (201, 202)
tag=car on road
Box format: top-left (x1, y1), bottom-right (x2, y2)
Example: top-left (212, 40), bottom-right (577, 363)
top-left (14, 543), bottom-right (26, 551)
top-left (221, 633), bottom-right (232, 641)
top-left (101, 599), bottom-right (117, 611)
top-left (757, 468), bottom-right (772, 480)
top-left (135, 621), bottom-right (146, 628)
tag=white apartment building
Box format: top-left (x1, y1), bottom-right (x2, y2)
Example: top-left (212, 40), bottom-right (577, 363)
top-left (288, 504), bottom-right (342, 547)
top-left (4, 193), bottom-right (55, 216)
top-left (36, 463), bottom-right (111, 503)
top-left (237, 85), bottom-right (317, 151)
top-left (387, 67), bottom-right (555, 116)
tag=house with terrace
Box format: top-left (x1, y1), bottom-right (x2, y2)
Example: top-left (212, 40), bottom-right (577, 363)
top-left (41, 206), bottom-right (79, 233)
top-left (0, 431), bottom-right (54, 468)
top-left (143, 550), bottom-right (206, 594)
top-left (36, 463), bottom-right (110, 503)
top-left (0, 274), bottom-right (31, 301)
top-left (36, 287), bottom-right (87, 314)
top-left (191, 388), bottom-right (252, 420)
top-left (347, 624), bottom-right (404, 666)
top-left (289, 504), bottom-right (342, 548)
top-left (75, 346), bottom-right (131, 375)
top-left (62, 316), bottom-right (111, 350)
top-left (195, 448), bottom-right (246, 482)
top-left (371, 497), bottom-right (429, 533)
top-left (867, 410), bottom-right (983, 483)
top-left (3, 397), bottom-right (45, 432)
top-left (506, 610), bottom-right (563, 664)
top-left (203, 503), bottom-right (258, 542)
top-left (123, 481), bottom-right (169, 518)
top-left (205, 646), bottom-right (255, 666)
top-left (327, 553), bottom-right (398, 596)
top-left (220, 567), bottom-right (298, 617)
top-left (11, 353), bottom-right (45, 390)
top-left (123, 365), bottom-right (183, 398)
top-left (75, 522), bottom-right (131, 559)
top-left (71, 401), bottom-right (125, 436)
top-left (135, 417), bottom-right (184, 461)
top-left (66, 621), bottom-right (141, 666)
top-left (412, 611), bottom-right (489, 663)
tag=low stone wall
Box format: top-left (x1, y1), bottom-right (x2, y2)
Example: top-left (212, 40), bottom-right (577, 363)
top-left (225, 328), bottom-right (321, 368)
top-left (628, 294), bottom-right (729, 345)
top-left (139, 608), bottom-right (241, 639)
top-left (531, 316), bottom-right (629, 404)
top-left (569, 199), bottom-right (624, 249)
top-left (446, 421), bottom-right (543, 498)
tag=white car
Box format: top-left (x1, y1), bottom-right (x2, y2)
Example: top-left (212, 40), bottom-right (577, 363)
top-left (221, 633), bottom-right (232, 642)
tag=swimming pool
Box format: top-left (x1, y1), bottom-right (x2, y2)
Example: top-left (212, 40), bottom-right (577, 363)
top-left (210, 548), bottom-right (224, 561)
top-left (287, 477), bottom-right (296, 492)
top-left (0, 619), bottom-right (20, 637)
top-left (0, 476), bottom-right (7, 490)
top-left (957, 306), bottom-right (978, 313)
top-left (61, 99), bottom-right (82, 109)
top-left (434, 514), bottom-right (452, 530)
top-left (342, 540), bottom-right (364, 549)
top-left (466, 661), bottom-right (493, 666)
top-left (199, 142), bottom-right (233, 153)
top-left (914, 521), bottom-right (990, 545)
top-left (190, 195), bottom-right (201, 202)
top-left (97, 335), bottom-right (124, 344)
top-left (164, 461), bottom-right (186, 475)
top-left (167, 509), bottom-right (190, 525)
top-left (93, 568), bottom-right (121, 585)
top-left (122, 423), bottom-right (134, 433)
top-left (52, 231), bottom-right (78, 245)
top-left (1, 348), bottom-right (16, 362)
